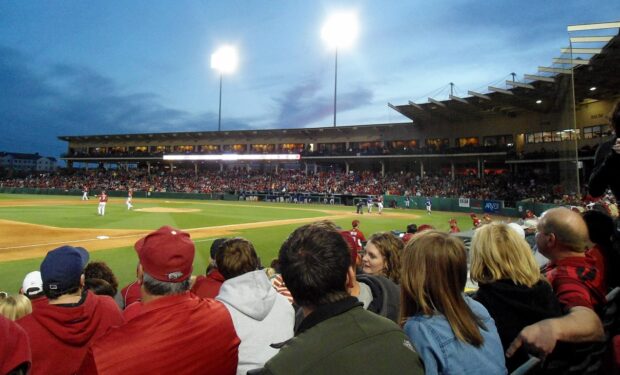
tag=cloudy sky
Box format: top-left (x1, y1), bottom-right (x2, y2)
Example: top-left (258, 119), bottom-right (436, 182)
top-left (1, 1), bottom-right (619, 158)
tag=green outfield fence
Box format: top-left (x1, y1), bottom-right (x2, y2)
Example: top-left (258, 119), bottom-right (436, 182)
top-left (0, 188), bottom-right (557, 217)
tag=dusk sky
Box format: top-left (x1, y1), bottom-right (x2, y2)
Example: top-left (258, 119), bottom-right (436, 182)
top-left (1, 1), bottom-right (619, 158)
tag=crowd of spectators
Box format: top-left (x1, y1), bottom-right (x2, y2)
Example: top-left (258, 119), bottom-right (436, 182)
top-left (0, 167), bottom-right (588, 204)
top-left (1, 207), bottom-right (619, 374)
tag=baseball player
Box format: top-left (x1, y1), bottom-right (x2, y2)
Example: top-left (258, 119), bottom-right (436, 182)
top-left (126, 189), bottom-right (133, 210)
top-left (367, 196), bottom-right (373, 214)
top-left (82, 186), bottom-right (89, 201)
top-left (425, 197), bottom-right (432, 215)
top-left (98, 190), bottom-right (108, 216)
top-left (377, 195), bottom-right (384, 214)
top-left (404, 194), bottom-right (410, 209)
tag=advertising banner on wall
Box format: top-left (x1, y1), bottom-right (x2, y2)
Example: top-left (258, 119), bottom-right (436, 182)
top-left (458, 198), bottom-right (470, 208)
top-left (483, 200), bottom-right (502, 213)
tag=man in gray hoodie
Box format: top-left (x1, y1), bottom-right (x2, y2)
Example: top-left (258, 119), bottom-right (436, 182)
top-left (216, 238), bottom-right (295, 375)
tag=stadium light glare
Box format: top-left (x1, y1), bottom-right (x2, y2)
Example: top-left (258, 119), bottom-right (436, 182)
top-left (211, 45), bottom-right (239, 132)
top-left (536, 99), bottom-right (542, 104)
top-left (163, 154), bottom-right (301, 161)
top-left (589, 86), bottom-right (597, 91)
top-left (321, 11), bottom-right (359, 128)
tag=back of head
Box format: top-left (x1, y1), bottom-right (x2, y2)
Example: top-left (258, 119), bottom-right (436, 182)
top-left (367, 232), bottom-right (403, 284)
top-left (582, 209), bottom-right (615, 247)
top-left (216, 238), bottom-right (260, 280)
top-left (135, 226), bottom-right (195, 296)
top-left (470, 223), bottom-right (541, 287)
top-left (0, 294), bottom-right (32, 321)
top-left (40, 246), bottom-right (90, 300)
top-left (400, 230), bottom-right (483, 346)
top-left (611, 100), bottom-right (620, 135)
top-left (84, 278), bottom-right (117, 298)
top-left (210, 238), bottom-right (229, 262)
top-left (84, 261), bottom-right (119, 294)
top-left (540, 207), bottom-right (588, 253)
top-left (279, 222), bottom-right (351, 308)
top-left (21, 271), bottom-right (44, 300)
top-left (406, 223), bottom-right (417, 234)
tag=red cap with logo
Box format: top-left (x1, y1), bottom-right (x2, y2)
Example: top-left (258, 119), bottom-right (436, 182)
top-left (135, 226), bottom-right (194, 282)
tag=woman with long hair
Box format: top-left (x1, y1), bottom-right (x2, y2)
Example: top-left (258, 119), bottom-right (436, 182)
top-left (401, 230), bottom-right (506, 374)
top-left (361, 232), bottom-right (402, 284)
top-left (470, 222), bottom-right (562, 371)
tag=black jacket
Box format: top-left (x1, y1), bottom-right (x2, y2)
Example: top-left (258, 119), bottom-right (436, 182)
top-left (589, 137), bottom-right (620, 199)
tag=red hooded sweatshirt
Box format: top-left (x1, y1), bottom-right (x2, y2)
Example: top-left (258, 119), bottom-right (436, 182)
top-left (17, 291), bottom-right (124, 375)
top-left (0, 315), bottom-right (31, 374)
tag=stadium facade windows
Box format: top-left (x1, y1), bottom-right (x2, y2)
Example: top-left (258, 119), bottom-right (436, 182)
top-left (455, 137), bottom-right (479, 147)
top-left (425, 138), bottom-right (449, 151)
top-left (583, 124), bottom-right (611, 139)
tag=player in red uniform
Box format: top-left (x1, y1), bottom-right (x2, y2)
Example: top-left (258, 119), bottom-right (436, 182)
top-left (449, 218), bottom-right (461, 233)
top-left (97, 191), bottom-right (108, 216)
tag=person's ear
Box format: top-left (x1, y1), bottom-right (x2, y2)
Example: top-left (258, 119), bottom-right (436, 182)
top-left (137, 264), bottom-right (144, 284)
top-left (346, 266), bottom-right (356, 289)
top-left (80, 274), bottom-right (85, 288)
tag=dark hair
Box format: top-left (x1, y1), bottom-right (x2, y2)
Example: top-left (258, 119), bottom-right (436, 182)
top-left (44, 285), bottom-right (80, 300)
top-left (583, 210), bottom-right (615, 247)
top-left (210, 238), bottom-right (229, 260)
top-left (84, 278), bottom-right (116, 297)
top-left (279, 222), bottom-right (351, 308)
top-left (611, 100), bottom-right (620, 134)
top-left (406, 224), bottom-right (418, 234)
top-left (84, 261), bottom-right (118, 295)
top-left (216, 238), bottom-right (260, 280)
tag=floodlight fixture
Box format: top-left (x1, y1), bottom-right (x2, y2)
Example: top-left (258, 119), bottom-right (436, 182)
top-left (536, 99), bottom-right (542, 104)
top-left (589, 86), bottom-right (597, 91)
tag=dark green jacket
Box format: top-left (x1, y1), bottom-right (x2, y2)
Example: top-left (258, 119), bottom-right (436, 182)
top-left (263, 297), bottom-right (424, 375)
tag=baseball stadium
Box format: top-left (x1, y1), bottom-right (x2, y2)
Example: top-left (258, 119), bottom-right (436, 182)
top-left (1, 7), bottom-right (620, 375)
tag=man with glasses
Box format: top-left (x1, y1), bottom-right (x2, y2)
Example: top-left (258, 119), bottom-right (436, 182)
top-left (507, 207), bottom-right (605, 359)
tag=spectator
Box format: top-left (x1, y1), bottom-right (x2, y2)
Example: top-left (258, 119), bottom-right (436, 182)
top-left (84, 278), bottom-right (116, 298)
top-left (401, 223), bottom-right (417, 243)
top-left (17, 246), bottom-right (124, 375)
top-left (349, 219), bottom-right (366, 257)
top-left (589, 100), bottom-right (620, 200)
top-left (119, 263), bottom-right (141, 309)
top-left (84, 261), bottom-right (119, 295)
top-left (470, 222), bottom-right (562, 371)
top-left (191, 237), bottom-right (228, 299)
top-left (507, 207), bottom-right (605, 358)
top-left (0, 294), bottom-right (32, 321)
top-left (401, 230), bottom-right (506, 374)
top-left (261, 222), bottom-right (424, 375)
top-left (215, 238), bottom-right (294, 375)
top-left (361, 232), bottom-right (402, 284)
top-left (583, 209), bottom-right (619, 289)
top-left (79, 226), bottom-right (240, 374)
top-left (0, 315), bottom-right (31, 375)
top-left (19, 271), bottom-right (47, 310)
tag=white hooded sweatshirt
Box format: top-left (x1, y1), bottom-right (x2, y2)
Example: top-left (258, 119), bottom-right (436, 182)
top-left (217, 270), bottom-right (295, 375)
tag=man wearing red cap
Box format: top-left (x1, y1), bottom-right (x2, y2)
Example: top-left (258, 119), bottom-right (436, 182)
top-left (79, 226), bottom-right (240, 375)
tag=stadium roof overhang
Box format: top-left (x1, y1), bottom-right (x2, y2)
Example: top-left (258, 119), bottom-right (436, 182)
top-left (390, 22), bottom-right (620, 124)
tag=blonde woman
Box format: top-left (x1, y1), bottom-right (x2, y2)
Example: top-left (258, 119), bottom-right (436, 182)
top-left (401, 231), bottom-right (506, 374)
top-left (471, 222), bottom-right (562, 372)
top-left (362, 232), bottom-right (402, 284)
top-left (0, 293), bottom-right (32, 321)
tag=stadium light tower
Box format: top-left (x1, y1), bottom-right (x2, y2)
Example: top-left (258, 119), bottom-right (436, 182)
top-left (321, 12), bottom-right (359, 127)
top-left (211, 45), bottom-right (239, 132)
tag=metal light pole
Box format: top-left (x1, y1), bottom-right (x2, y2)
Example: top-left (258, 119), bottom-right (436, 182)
top-left (321, 12), bottom-right (359, 128)
top-left (211, 45), bottom-right (238, 132)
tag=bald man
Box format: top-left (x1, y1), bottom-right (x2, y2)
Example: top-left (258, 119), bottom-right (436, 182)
top-left (506, 207), bottom-right (605, 359)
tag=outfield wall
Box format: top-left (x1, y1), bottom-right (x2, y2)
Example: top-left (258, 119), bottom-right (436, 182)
top-left (0, 188), bottom-right (557, 217)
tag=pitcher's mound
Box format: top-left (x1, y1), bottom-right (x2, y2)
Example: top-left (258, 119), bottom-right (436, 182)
top-left (134, 207), bottom-right (201, 213)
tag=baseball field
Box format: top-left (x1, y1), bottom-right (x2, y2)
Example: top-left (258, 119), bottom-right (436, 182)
top-left (0, 193), bottom-right (471, 292)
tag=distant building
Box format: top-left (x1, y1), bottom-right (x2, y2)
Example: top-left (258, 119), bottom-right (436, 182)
top-left (0, 152), bottom-right (57, 172)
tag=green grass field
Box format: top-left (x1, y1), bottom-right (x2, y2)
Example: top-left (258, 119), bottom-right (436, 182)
top-left (0, 194), bottom-right (470, 293)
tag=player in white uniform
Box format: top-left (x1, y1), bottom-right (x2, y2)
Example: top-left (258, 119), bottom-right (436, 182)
top-left (98, 190), bottom-right (108, 216)
top-left (377, 195), bottom-right (384, 214)
top-left (82, 186), bottom-right (89, 200)
top-left (425, 197), bottom-right (432, 215)
top-left (367, 196), bottom-right (373, 213)
top-left (126, 189), bottom-right (133, 210)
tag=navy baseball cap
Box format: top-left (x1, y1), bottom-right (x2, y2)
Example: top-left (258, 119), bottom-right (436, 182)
top-left (40, 246), bottom-right (90, 294)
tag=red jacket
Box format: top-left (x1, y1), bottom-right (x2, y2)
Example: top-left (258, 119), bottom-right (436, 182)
top-left (78, 292), bottom-right (240, 375)
top-left (191, 269), bottom-right (225, 299)
top-left (17, 291), bottom-right (124, 375)
top-left (0, 315), bottom-right (31, 374)
top-left (120, 280), bottom-right (141, 307)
